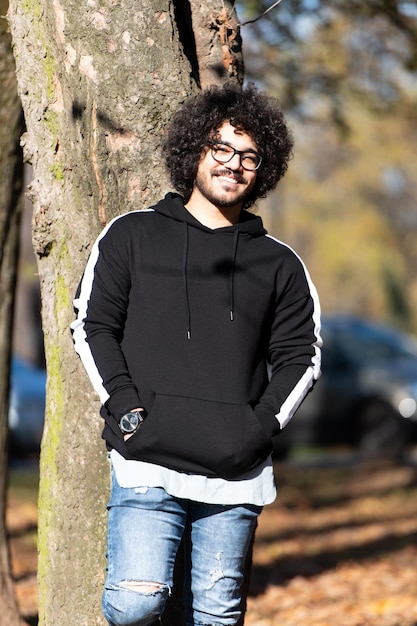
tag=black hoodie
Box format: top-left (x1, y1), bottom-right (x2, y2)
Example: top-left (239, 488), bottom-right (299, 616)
top-left (72, 193), bottom-right (321, 479)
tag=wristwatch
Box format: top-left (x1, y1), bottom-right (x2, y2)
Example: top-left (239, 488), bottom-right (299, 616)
top-left (118, 409), bottom-right (147, 434)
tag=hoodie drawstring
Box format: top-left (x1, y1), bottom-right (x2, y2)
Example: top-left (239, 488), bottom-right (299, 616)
top-left (230, 230), bottom-right (239, 322)
top-left (183, 223), bottom-right (192, 340)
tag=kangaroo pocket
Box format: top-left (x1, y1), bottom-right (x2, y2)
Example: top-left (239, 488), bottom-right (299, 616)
top-left (125, 393), bottom-right (272, 479)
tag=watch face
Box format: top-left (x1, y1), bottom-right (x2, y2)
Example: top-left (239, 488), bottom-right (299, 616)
top-left (119, 412), bottom-right (140, 433)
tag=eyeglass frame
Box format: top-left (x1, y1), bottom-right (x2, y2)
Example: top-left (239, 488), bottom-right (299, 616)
top-left (207, 140), bottom-right (263, 171)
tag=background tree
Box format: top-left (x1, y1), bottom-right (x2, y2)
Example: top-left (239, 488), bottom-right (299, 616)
top-left (240, 0), bottom-right (417, 117)
top-left (239, 0), bottom-right (417, 331)
top-left (7, 0), bottom-right (242, 623)
top-left (0, 0), bottom-right (25, 622)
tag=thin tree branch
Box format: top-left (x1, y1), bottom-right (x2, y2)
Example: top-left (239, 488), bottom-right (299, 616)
top-left (238, 0), bottom-right (286, 26)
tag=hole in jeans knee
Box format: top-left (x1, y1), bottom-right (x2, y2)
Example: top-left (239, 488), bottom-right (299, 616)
top-left (119, 580), bottom-right (166, 594)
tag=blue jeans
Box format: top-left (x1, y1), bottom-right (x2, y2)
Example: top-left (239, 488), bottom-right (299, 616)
top-left (102, 470), bottom-right (261, 626)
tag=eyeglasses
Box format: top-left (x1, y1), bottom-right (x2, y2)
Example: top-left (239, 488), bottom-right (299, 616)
top-left (207, 141), bottom-right (263, 171)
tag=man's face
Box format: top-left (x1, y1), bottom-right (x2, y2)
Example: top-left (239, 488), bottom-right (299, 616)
top-left (194, 123), bottom-right (259, 211)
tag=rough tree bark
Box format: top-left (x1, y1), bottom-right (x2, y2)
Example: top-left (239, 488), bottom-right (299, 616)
top-left (7, 0), bottom-right (243, 624)
top-left (0, 0), bottom-right (25, 623)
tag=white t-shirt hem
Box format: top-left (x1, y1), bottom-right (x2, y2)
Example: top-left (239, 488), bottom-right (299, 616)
top-left (110, 449), bottom-right (277, 506)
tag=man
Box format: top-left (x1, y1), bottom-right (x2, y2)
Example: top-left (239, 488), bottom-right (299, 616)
top-left (71, 82), bottom-right (322, 626)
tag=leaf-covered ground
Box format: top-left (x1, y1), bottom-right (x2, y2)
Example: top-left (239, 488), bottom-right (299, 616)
top-left (7, 453), bottom-right (417, 625)
top-left (246, 455), bottom-right (417, 626)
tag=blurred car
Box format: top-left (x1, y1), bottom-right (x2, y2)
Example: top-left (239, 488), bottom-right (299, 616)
top-left (273, 316), bottom-right (417, 459)
top-left (8, 355), bottom-right (46, 453)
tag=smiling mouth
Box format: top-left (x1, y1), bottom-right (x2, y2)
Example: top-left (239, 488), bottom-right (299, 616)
top-left (214, 170), bottom-right (246, 186)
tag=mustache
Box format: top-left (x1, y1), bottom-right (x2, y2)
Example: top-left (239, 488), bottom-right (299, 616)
top-left (213, 168), bottom-right (247, 184)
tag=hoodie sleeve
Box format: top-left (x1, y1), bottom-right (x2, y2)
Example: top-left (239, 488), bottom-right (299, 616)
top-left (254, 248), bottom-right (322, 438)
top-left (70, 216), bottom-right (143, 422)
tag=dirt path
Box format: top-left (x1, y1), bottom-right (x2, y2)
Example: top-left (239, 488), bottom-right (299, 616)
top-left (7, 455), bottom-right (417, 625)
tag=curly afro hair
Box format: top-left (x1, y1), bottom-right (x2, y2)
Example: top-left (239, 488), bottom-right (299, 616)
top-left (163, 82), bottom-right (294, 209)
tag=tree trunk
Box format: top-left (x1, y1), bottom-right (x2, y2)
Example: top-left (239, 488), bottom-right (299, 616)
top-left (8, 0), bottom-right (243, 624)
top-left (0, 0), bottom-right (25, 622)
top-left (189, 0), bottom-right (243, 88)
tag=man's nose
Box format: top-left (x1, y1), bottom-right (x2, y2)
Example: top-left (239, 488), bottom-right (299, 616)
top-left (227, 153), bottom-right (243, 170)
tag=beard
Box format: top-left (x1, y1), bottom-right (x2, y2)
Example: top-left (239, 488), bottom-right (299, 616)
top-left (195, 168), bottom-right (254, 209)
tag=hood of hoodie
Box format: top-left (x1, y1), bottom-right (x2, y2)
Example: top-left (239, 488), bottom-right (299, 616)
top-left (153, 192), bottom-right (268, 237)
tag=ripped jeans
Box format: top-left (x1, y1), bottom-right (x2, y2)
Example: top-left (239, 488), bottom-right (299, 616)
top-left (102, 469), bottom-right (261, 626)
